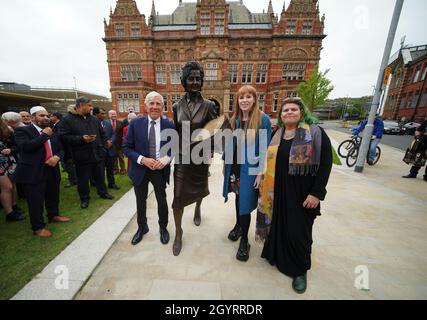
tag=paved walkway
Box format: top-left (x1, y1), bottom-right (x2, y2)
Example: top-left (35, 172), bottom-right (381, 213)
top-left (73, 129), bottom-right (427, 300)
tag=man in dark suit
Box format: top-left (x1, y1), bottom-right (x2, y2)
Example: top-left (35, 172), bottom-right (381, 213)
top-left (102, 110), bottom-right (120, 190)
top-left (14, 106), bottom-right (70, 237)
top-left (123, 91), bottom-right (175, 246)
top-left (59, 97), bottom-right (114, 209)
top-left (50, 112), bottom-right (63, 134)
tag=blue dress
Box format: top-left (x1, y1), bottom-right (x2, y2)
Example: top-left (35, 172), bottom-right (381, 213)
top-left (222, 113), bottom-right (272, 215)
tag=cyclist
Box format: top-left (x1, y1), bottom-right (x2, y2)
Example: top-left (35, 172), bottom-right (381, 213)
top-left (352, 115), bottom-right (384, 165)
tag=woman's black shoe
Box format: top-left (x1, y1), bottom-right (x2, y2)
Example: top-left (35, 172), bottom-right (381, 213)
top-left (13, 205), bottom-right (24, 214)
top-left (236, 238), bottom-right (250, 262)
top-left (228, 224), bottom-right (242, 242)
top-left (6, 211), bottom-right (25, 222)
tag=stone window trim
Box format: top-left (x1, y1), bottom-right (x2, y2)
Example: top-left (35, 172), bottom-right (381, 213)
top-left (117, 93), bottom-right (140, 113)
top-left (285, 20), bottom-right (297, 35)
top-left (273, 93), bottom-right (279, 112)
top-left (120, 64), bottom-right (142, 82)
top-left (170, 64), bottom-right (181, 84)
top-left (258, 94), bottom-right (265, 111)
top-left (282, 63), bottom-right (305, 81)
top-left (162, 95), bottom-right (169, 112)
top-left (229, 94), bottom-right (235, 113)
top-left (242, 64), bottom-right (253, 84)
top-left (131, 22), bottom-right (140, 37)
top-left (256, 64), bottom-right (268, 83)
top-left (206, 62), bottom-right (219, 81)
top-left (228, 64), bottom-right (239, 83)
top-left (156, 64), bottom-right (167, 84)
top-left (115, 23), bottom-right (125, 37)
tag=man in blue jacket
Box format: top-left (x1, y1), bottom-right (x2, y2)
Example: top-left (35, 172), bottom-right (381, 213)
top-left (352, 116), bottom-right (384, 165)
top-left (123, 92), bottom-right (175, 246)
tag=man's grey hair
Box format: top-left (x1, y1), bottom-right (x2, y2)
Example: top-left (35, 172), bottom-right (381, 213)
top-left (108, 109), bottom-right (117, 116)
top-left (145, 91), bottom-right (163, 106)
top-left (76, 96), bottom-right (91, 108)
top-left (2, 112), bottom-right (22, 122)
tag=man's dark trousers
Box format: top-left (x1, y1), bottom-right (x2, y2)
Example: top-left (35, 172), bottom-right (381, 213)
top-left (410, 164), bottom-right (427, 178)
top-left (134, 169), bottom-right (168, 229)
top-left (76, 161), bottom-right (108, 201)
top-left (105, 154), bottom-right (116, 186)
top-left (23, 166), bottom-right (60, 231)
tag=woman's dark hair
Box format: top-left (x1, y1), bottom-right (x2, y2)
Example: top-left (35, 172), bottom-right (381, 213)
top-left (277, 97), bottom-right (318, 127)
top-left (181, 61), bottom-right (204, 91)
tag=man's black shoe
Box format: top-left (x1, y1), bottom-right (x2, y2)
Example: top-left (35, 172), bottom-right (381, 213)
top-left (6, 211), bottom-right (25, 222)
top-left (80, 200), bottom-right (89, 209)
top-left (367, 160), bottom-right (374, 166)
top-left (131, 225), bottom-right (149, 245)
top-left (100, 193), bottom-right (114, 200)
top-left (108, 184), bottom-right (120, 190)
top-left (228, 224), bottom-right (242, 242)
top-left (160, 227), bottom-right (170, 245)
top-left (402, 174), bottom-right (417, 179)
top-left (64, 182), bottom-right (76, 188)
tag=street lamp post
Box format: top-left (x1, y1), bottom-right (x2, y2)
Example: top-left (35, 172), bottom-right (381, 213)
top-left (355, 0), bottom-right (404, 173)
top-left (73, 77), bottom-right (78, 99)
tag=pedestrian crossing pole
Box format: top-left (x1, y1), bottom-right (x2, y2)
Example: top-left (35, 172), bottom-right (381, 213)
top-left (355, 0), bottom-right (404, 173)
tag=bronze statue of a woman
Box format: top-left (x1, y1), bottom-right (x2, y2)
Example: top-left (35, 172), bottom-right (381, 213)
top-left (171, 61), bottom-right (218, 256)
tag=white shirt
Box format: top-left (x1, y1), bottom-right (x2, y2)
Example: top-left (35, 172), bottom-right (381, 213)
top-left (33, 123), bottom-right (52, 154)
top-left (138, 116), bottom-right (161, 164)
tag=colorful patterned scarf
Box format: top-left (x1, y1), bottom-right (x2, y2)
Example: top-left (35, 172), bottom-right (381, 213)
top-left (255, 123), bottom-right (322, 242)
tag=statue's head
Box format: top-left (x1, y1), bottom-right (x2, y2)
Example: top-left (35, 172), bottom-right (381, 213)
top-left (181, 61), bottom-right (204, 93)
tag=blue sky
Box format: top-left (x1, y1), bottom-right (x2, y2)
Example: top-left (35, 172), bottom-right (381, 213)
top-left (0, 0), bottom-right (426, 99)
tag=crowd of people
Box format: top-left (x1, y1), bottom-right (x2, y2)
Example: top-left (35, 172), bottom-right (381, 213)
top-left (0, 98), bottom-right (135, 236)
top-left (1, 61), bottom-right (337, 294)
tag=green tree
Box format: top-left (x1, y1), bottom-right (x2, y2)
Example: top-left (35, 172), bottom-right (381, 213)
top-left (296, 65), bottom-right (334, 112)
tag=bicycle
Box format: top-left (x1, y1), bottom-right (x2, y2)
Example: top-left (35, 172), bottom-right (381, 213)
top-left (337, 135), bottom-right (361, 158)
top-left (345, 137), bottom-right (381, 168)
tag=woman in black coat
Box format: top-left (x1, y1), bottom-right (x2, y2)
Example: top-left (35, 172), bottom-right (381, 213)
top-left (257, 98), bottom-right (333, 294)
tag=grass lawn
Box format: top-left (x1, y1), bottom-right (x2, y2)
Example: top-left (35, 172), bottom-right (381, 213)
top-left (0, 170), bottom-right (132, 300)
top-left (332, 147), bottom-right (342, 166)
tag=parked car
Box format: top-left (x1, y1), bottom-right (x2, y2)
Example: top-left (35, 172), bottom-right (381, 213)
top-left (403, 122), bottom-right (420, 135)
top-left (383, 121), bottom-right (405, 135)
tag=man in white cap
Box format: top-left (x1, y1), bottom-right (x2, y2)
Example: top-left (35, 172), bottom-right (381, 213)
top-left (14, 106), bottom-right (70, 237)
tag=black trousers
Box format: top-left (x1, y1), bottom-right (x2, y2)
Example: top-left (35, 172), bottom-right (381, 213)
top-left (105, 154), bottom-right (116, 186)
top-left (75, 161), bottom-right (108, 201)
top-left (134, 170), bottom-right (168, 229)
top-left (23, 167), bottom-right (60, 231)
top-left (64, 158), bottom-right (77, 184)
top-left (235, 195), bottom-right (251, 240)
top-left (410, 163), bottom-right (427, 178)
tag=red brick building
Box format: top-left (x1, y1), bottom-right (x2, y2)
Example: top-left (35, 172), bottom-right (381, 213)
top-left (383, 45), bottom-right (427, 123)
top-left (104, 0), bottom-right (326, 119)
